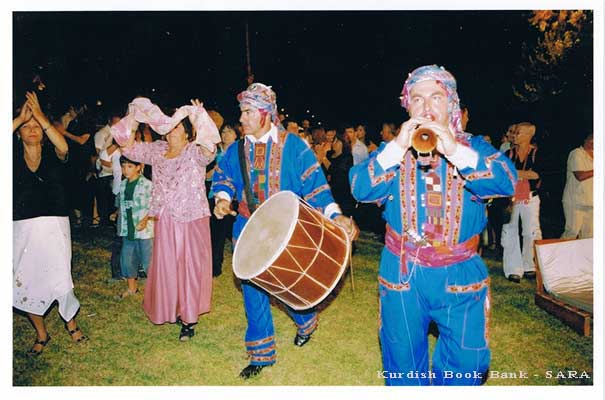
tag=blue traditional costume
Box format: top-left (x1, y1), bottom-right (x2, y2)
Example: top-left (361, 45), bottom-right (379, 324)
top-left (212, 83), bottom-right (342, 369)
top-left (350, 65), bottom-right (517, 385)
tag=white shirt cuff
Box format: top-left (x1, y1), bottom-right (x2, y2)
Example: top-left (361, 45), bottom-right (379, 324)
top-left (324, 203), bottom-right (342, 219)
top-left (99, 149), bottom-right (110, 162)
top-left (215, 191), bottom-right (232, 203)
top-left (376, 141), bottom-right (405, 170)
top-left (446, 144), bottom-right (479, 170)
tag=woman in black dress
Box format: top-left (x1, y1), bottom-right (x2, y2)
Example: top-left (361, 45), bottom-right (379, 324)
top-left (13, 92), bottom-right (88, 356)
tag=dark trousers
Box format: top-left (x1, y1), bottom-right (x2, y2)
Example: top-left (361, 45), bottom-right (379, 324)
top-left (208, 197), bottom-right (235, 277)
top-left (110, 235), bottom-right (123, 279)
top-left (80, 176), bottom-right (97, 224)
top-left (94, 175), bottom-right (115, 225)
top-left (487, 199), bottom-right (508, 250)
top-left (355, 202), bottom-right (386, 237)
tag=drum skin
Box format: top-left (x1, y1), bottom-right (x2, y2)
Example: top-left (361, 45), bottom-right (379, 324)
top-left (233, 191), bottom-right (350, 310)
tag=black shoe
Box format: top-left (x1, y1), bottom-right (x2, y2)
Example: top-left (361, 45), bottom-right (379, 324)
top-left (507, 274), bottom-right (521, 283)
top-left (138, 270), bottom-right (147, 279)
top-left (239, 364), bottom-right (268, 379)
top-left (179, 323), bottom-right (195, 341)
top-left (480, 368), bottom-right (490, 385)
top-left (294, 332), bottom-right (313, 347)
top-left (523, 271), bottom-right (536, 279)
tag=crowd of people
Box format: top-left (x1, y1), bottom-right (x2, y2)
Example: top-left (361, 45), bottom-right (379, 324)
top-left (12, 64), bottom-right (593, 385)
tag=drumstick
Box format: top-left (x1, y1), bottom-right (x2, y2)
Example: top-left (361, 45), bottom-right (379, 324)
top-left (349, 245), bottom-right (355, 295)
top-left (349, 216), bottom-right (355, 295)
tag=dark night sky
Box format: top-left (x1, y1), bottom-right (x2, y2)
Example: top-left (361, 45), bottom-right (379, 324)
top-left (13, 10), bottom-right (593, 149)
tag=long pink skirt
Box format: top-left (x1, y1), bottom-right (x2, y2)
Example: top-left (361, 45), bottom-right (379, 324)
top-left (143, 214), bottom-right (212, 325)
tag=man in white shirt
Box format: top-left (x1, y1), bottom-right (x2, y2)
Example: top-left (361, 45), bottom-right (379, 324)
top-left (100, 142), bottom-right (124, 279)
top-left (92, 114), bottom-right (121, 226)
top-left (98, 143), bottom-right (123, 196)
top-left (561, 133), bottom-right (593, 239)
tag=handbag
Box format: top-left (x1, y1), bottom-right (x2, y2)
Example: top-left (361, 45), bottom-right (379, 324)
top-left (513, 179), bottom-right (530, 202)
top-left (510, 145), bottom-right (537, 203)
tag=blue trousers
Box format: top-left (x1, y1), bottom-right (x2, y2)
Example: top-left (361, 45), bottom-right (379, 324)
top-left (379, 251), bottom-right (491, 385)
top-left (242, 281), bottom-right (318, 366)
top-left (120, 238), bottom-right (153, 279)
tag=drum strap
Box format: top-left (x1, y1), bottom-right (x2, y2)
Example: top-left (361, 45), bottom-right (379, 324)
top-left (238, 139), bottom-right (257, 214)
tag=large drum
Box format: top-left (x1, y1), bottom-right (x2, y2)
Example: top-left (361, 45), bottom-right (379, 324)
top-left (233, 191), bottom-right (351, 310)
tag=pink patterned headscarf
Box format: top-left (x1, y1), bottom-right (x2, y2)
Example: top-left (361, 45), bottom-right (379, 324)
top-left (237, 82), bottom-right (280, 125)
top-left (111, 97), bottom-right (221, 151)
top-left (400, 65), bottom-right (464, 136)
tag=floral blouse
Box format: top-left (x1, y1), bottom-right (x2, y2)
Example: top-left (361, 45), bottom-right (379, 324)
top-left (123, 141), bottom-right (215, 222)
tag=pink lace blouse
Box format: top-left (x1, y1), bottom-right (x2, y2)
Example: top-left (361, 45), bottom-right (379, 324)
top-left (122, 141), bottom-right (214, 222)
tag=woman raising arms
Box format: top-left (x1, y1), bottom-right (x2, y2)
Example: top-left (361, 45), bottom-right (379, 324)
top-left (13, 92), bottom-right (88, 356)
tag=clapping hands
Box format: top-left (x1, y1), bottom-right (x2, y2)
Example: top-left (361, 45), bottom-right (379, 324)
top-left (25, 91), bottom-right (45, 122)
top-left (17, 100), bottom-right (33, 124)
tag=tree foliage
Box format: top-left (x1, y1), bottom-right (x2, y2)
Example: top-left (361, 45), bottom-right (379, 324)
top-left (513, 10), bottom-right (590, 102)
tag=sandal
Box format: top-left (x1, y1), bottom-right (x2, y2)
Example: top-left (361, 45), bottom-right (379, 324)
top-left (88, 216), bottom-right (101, 228)
top-left (26, 335), bottom-right (51, 357)
top-left (67, 326), bottom-right (89, 343)
top-left (179, 323), bottom-right (195, 342)
top-left (119, 288), bottom-right (139, 299)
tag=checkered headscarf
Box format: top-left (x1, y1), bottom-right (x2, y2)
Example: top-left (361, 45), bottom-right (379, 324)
top-left (400, 65), bottom-right (463, 135)
top-left (237, 82), bottom-right (280, 125)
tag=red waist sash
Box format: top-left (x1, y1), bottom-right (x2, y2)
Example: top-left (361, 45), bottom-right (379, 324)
top-left (385, 224), bottom-right (479, 273)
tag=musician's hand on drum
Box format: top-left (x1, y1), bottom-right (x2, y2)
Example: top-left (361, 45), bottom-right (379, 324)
top-left (334, 215), bottom-right (359, 241)
top-left (214, 198), bottom-right (236, 219)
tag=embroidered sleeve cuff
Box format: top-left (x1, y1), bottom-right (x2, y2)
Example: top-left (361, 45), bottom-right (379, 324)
top-left (215, 191), bottom-right (232, 203)
top-left (446, 144), bottom-right (479, 170)
top-left (376, 141), bottom-right (405, 170)
top-left (324, 203), bottom-right (342, 219)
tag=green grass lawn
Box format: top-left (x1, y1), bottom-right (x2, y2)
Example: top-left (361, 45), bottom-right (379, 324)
top-left (13, 228), bottom-right (593, 386)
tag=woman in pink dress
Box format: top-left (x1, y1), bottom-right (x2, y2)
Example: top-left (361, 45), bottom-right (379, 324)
top-left (113, 98), bottom-right (219, 341)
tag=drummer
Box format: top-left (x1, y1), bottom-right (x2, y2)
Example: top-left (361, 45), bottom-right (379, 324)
top-left (212, 82), bottom-right (357, 379)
